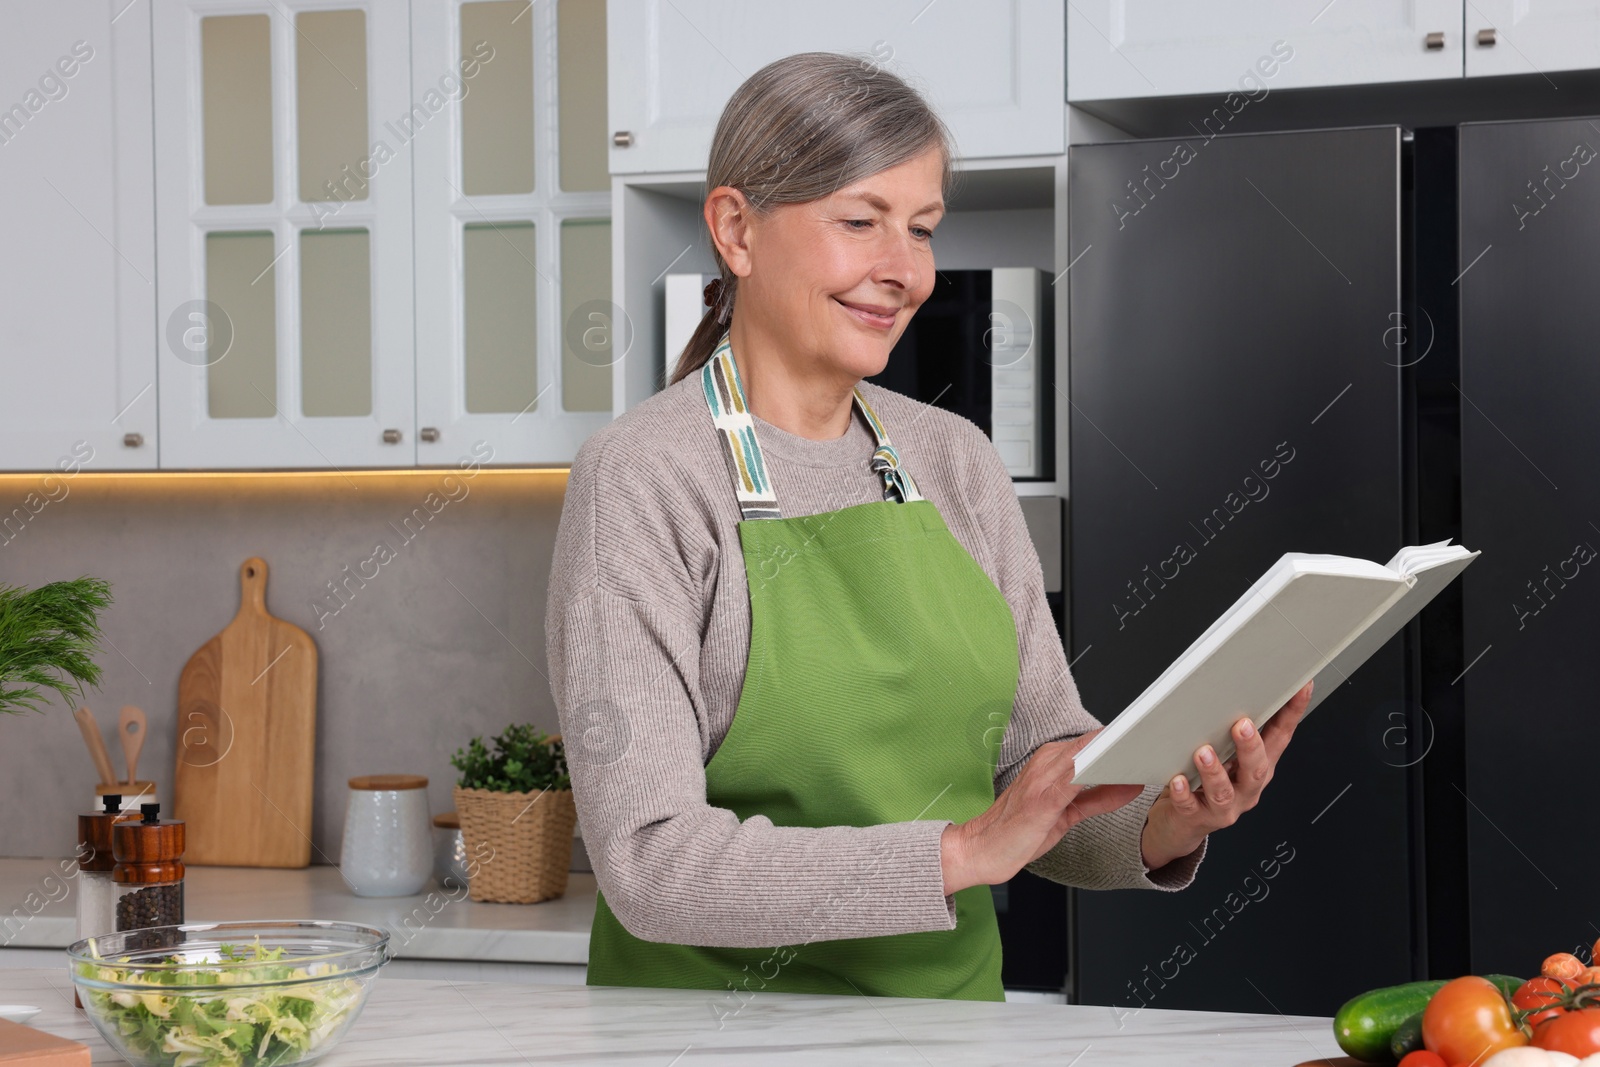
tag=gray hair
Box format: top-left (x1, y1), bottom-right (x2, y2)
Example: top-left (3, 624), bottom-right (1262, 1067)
top-left (668, 51), bottom-right (955, 385)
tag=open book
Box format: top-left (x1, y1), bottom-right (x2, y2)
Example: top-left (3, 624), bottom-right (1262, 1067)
top-left (1070, 540), bottom-right (1480, 788)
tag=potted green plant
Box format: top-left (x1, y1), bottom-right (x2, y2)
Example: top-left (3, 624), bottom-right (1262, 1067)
top-left (449, 725), bottom-right (576, 904)
top-left (0, 577), bottom-right (111, 716)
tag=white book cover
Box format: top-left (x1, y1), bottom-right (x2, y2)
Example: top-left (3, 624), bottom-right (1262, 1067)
top-left (1069, 540), bottom-right (1479, 788)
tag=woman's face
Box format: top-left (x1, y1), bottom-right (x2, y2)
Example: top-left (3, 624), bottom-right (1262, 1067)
top-left (734, 146), bottom-right (946, 384)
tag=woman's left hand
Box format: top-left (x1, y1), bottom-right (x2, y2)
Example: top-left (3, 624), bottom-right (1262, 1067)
top-left (1138, 680), bottom-right (1314, 872)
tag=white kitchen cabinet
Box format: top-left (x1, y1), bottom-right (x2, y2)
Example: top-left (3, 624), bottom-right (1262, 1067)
top-left (1466, 1), bottom-right (1600, 77)
top-left (410, 0), bottom-right (613, 465)
top-left (0, 2), bottom-right (157, 472)
top-left (152, 0), bottom-right (416, 469)
top-left (1068, 0), bottom-right (1464, 100)
top-left (606, 0), bottom-right (1065, 175)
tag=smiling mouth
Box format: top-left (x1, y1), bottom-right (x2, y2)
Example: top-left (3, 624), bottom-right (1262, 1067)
top-left (835, 298), bottom-right (900, 330)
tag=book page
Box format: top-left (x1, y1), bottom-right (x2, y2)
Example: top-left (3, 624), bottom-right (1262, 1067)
top-left (1301, 545), bottom-right (1480, 716)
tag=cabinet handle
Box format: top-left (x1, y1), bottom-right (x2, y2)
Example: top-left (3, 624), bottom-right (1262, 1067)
top-left (1477, 27), bottom-right (1496, 45)
top-left (419, 427), bottom-right (440, 443)
top-left (612, 130), bottom-right (634, 147)
top-left (122, 432), bottom-right (144, 448)
top-left (382, 428), bottom-right (403, 444)
top-left (1425, 31), bottom-right (1446, 49)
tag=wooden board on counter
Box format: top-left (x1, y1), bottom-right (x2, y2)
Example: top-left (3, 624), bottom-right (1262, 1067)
top-left (0, 1019), bottom-right (89, 1065)
top-left (173, 557), bottom-right (317, 867)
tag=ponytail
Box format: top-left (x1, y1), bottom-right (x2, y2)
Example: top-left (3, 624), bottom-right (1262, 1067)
top-left (668, 274), bottom-right (736, 386)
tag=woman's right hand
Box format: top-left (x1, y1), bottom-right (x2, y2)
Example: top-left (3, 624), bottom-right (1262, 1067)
top-left (940, 730), bottom-right (1144, 895)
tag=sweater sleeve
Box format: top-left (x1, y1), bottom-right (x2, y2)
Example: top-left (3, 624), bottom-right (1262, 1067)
top-left (545, 430), bottom-right (960, 947)
top-left (955, 421), bottom-right (1207, 892)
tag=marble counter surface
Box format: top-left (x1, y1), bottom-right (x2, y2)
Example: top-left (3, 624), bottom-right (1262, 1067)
top-left (0, 857), bottom-right (593, 964)
top-left (0, 967), bottom-right (1347, 1065)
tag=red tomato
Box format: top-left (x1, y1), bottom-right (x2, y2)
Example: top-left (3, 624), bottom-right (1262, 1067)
top-left (1532, 1006), bottom-right (1600, 1057)
top-left (1579, 966), bottom-right (1600, 988)
top-left (1397, 1051), bottom-right (1447, 1067)
top-left (1542, 953), bottom-right (1586, 981)
top-left (1422, 976), bottom-right (1529, 1063)
top-left (1514, 975), bottom-right (1576, 1027)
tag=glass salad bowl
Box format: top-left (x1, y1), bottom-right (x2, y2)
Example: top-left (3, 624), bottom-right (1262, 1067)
top-left (68, 920), bottom-right (390, 1067)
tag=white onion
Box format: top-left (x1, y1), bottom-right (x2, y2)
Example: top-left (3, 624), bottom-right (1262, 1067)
top-left (1481, 1050), bottom-right (1579, 1067)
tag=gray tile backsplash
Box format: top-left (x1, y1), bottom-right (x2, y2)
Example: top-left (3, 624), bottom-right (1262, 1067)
top-left (0, 468), bottom-right (574, 865)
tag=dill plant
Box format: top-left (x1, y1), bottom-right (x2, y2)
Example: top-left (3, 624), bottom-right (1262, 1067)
top-left (0, 576), bottom-right (111, 715)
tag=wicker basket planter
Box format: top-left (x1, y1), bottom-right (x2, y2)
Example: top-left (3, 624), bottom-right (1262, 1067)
top-left (452, 784), bottom-right (577, 904)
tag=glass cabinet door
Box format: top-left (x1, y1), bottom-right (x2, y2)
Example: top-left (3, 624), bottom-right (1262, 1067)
top-left (412, 0), bottom-right (613, 466)
top-left (154, 0), bottom-right (415, 468)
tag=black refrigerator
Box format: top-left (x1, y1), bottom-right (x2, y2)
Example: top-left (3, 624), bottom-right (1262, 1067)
top-left (1456, 116), bottom-right (1600, 977)
top-left (1068, 125), bottom-right (1435, 1017)
top-left (1066, 117), bottom-right (1600, 1015)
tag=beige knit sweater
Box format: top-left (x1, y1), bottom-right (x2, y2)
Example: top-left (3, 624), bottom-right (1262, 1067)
top-left (544, 370), bottom-right (1207, 949)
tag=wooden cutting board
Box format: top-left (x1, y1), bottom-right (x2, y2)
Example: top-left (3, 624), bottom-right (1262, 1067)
top-left (174, 557), bottom-right (318, 867)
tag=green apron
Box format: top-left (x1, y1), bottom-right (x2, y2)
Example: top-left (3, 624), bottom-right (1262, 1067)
top-left (586, 335), bottom-right (1021, 1001)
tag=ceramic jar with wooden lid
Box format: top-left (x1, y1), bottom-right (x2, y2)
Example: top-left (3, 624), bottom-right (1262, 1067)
top-left (112, 802), bottom-right (185, 951)
top-left (340, 775), bottom-right (432, 897)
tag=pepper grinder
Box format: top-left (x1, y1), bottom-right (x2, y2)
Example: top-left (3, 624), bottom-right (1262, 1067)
top-left (112, 802), bottom-right (185, 952)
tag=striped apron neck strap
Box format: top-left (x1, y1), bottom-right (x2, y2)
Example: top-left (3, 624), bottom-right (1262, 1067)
top-left (702, 337), bottom-right (781, 520)
top-left (851, 386), bottom-right (925, 506)
top-left (700, 336), bottom-right (923, 521)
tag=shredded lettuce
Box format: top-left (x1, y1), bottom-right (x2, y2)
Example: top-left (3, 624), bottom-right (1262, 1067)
top-left (76, 938), bottom-right (367, 1066)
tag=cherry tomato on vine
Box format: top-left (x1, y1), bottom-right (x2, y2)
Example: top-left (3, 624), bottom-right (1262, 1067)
top-left (1513, 976), bottom-right (1577, 1028)
top-left (1542, 954), bottom-right (1587, 981)
top-left (1531, 1007), bottom-right (1600, 1057)
top-left (1397, 1050), bottom-right (1447, 1067)
top-left (1422, 976), bottom-right (1529, 1064)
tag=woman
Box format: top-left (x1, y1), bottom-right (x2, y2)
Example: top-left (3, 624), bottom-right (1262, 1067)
top-left (545, 52), bottom-right (1311, 1003)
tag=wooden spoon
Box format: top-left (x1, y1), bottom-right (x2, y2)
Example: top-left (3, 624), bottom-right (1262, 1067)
top-left (118, 705), bottom-right (147, 788)
top-left (73, 706), bottom-right (118, 787)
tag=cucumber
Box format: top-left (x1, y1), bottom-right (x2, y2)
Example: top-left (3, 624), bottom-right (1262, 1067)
top-left (1335, 974), bottom-right (1527, 1064)
top-left (1487, 973), bottom-right (1525, 1000)
top-left (1388, 1011), bottom-right (1425, 1060)
top-left (1334, 980), bottom-right (1447, 1062)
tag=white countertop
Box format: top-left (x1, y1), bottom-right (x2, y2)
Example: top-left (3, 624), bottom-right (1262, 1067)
top-left (0, 966), bottom-right (1347, 1065)
top-left (0, 857), bottom-right (593, 964)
